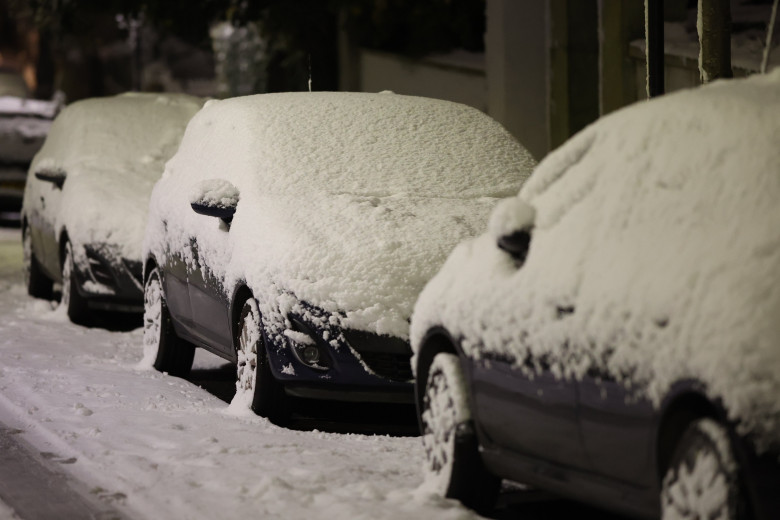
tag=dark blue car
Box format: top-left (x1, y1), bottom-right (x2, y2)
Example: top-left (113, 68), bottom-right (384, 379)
top-left (410, 72), bottom-right (780, 519)
top-left (141, 92), bottom-right (535, 424)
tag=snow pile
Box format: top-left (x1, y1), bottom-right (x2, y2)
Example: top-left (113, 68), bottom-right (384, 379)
top-left (23, 93), bottom-right (204, 261)
top-left (146, 92), bottom-right (534, 339)
top-left (412, 70), bottom-right (780, 450)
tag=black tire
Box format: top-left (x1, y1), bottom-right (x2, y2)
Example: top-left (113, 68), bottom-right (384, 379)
top-left (143, 267), bottom-right (194, 377)
top-left (235, 299), bottom-right (289, 425)
top-left (61, 241), bottom-right (90, 324)
top-left (23, 228), bottom-right (53, 299)
top-left (420, 352), bottom-right (500, 512)
top-left (661, 418), bottom-right (748, 520)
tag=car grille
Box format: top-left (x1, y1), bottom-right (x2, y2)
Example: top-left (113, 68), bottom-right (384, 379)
top-left (343, 329), bottom-right (413, 383)
top-left (356, 351), bottom-right (413, 382)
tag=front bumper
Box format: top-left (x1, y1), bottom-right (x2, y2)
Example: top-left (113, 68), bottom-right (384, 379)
top-left (72, 244), bottom-right (144, 312)
top-left (261, 303), bottom-right (414, 404)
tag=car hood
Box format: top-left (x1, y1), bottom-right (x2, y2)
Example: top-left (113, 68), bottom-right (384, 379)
top-left (239, 193), bottom-right (499, 339)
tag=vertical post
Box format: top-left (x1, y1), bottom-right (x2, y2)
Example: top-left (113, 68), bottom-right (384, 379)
top-left (760, 0), bottom-right (778, 74)
top-left (646, 0), bottom-right (664, 97)
top-left (698, 0), bottom-right (732, 83)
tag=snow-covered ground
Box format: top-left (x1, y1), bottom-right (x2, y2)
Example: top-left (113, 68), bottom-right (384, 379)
top-left (0, 227), bottom-right (480, 520)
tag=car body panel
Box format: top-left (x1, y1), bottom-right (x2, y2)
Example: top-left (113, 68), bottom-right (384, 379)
top-left (469, 355), bottom-right (589, 470)
top-left (411, 71), bottom-right (780, 517)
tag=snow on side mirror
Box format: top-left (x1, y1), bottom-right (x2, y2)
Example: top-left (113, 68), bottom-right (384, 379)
top-left (34, 167), bottom-right (67, 189)
top-left (488, 196), bottom-right (535, 264)
top-left (189, 179), bottom-right (240, 224)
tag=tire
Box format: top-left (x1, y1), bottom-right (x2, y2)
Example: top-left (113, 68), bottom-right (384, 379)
top-left (61, 241), bottom-right (89, 324)
top-left (661, 418), bottom-right (748, 520)
top-left (143, 267), bottom-right (194, 377)
top-left (23, 228), bottom-right (53, 299)
top-left (234, 299), bottom-right (289, 425)
top-left (420, 352), bottom-right (500, 512)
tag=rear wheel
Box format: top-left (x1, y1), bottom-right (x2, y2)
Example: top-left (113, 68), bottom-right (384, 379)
top-left (420, 352), bottom-right (500, 512)
top-left (23, 228), bottom-right (52, 299)
top-left (143, 267), bottom-right (194, 377)
top-left (661, 418), bottom-right (748, 520)
top-left (234, 299), bottom-right (289, 425)
top-left (61, 241), bottom-right (89, 324)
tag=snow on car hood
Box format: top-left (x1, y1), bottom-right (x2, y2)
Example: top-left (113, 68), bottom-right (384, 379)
top-left (23, 93), bottom-right (204, 260)
top-left (146, 92), bottom-right (535, 339)
top-left (412, 70), bottom-right (780, 450)
top-left (234, 193), bottom-right (502, 337)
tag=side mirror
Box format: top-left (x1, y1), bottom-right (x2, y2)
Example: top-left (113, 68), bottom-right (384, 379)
top-left (34, 168), bottom-right (67, 189)
top-left (489, 196), bottom-right (535, 264)
top-left (189, 179), bottom-right (240, 224)
top-left (497, 230), bottom-right (531, 263)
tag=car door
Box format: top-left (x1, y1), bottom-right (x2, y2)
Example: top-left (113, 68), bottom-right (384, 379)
top-left (186, 239), bottom-right (233, 353)
top-left (162, 248), bottom-right (194, 333)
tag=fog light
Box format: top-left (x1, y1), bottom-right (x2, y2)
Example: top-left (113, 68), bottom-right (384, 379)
top-left (301, 345), bottom-right (320, 364)
top-left (285, 314), bottom-right (331, 371)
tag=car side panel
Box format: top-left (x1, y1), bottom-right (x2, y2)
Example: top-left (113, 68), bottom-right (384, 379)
top-left (187, 264), bottom-right (233, 354)
top-left (162, 253), bottom-right (193, 332)
top-left (577, 376), bottom-right (658, 489)
top-left (468, 356), bottom-right (591, 471)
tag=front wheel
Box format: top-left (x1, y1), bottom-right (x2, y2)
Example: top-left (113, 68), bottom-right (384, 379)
top-left (420, 352), bottom-right (500, 512)
top-left (661, 418), bottom-right (748, 520)
top-left (143, 267), bottom-right (194, 377)
top-left (61, 241), bottom-right (89, 324)
top-left (233, 299), bottom-right (289, 425)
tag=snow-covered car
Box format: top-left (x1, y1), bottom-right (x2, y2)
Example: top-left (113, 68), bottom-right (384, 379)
top-left (142, 92), bottom-right (535, 424)
top-left (22, 92), bottom-right (204, 323)
top-left (410, 71), bottom-right (780, 519)
top-left (0, 69), bottom-right (61, 225)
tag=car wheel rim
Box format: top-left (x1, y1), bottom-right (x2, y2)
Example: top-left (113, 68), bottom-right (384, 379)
top-left (421, 354), bottom-right (470, 493)
top-left (143, 271), bottom-right (163, 363)
top-left (22, 231), bottom-right (32, 286)
top-left (661, 420), bottom-right (739, 520)
top-left (61, 243), bottom-right (73, 309)
top-left (236, 304), bottom-right (259, 397)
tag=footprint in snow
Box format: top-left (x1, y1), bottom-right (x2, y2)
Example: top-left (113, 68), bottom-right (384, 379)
top-left (40, 452), bottom-right (78, 464)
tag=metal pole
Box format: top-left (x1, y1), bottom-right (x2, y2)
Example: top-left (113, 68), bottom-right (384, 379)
top-left (761, 0), bottom-right (779, 73)
top-left (646, 0), bottom-right (664, 97)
